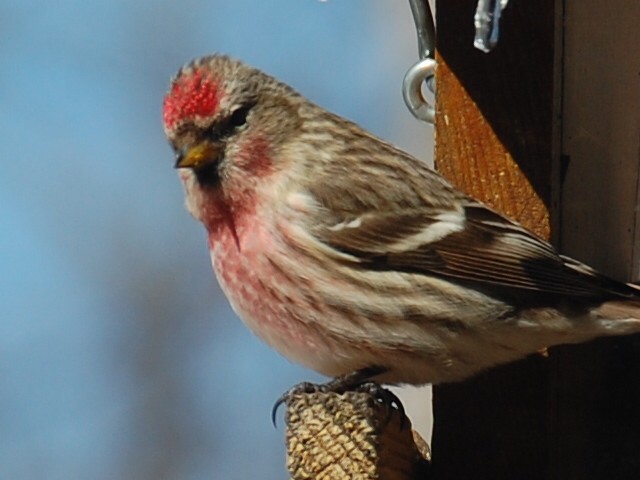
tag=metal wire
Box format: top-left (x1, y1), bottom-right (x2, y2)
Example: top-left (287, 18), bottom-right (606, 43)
top-left (408, 0), bottom-right (436, 60)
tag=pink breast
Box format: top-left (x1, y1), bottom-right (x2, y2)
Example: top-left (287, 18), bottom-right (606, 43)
top-left (208, 216), bottom-right (334, 369)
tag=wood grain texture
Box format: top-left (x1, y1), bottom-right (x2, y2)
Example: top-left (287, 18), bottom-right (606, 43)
top-left (434, 63), bottom-right (551, 239)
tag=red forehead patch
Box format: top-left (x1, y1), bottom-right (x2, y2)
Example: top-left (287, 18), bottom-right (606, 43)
top-left (163, 68), bottom-right (220, 130)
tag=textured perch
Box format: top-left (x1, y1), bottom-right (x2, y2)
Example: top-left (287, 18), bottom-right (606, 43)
top-left (285, 390), bottom-right (431, 480)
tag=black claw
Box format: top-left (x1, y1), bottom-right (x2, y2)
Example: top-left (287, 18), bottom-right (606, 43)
top-left (271, 396), bottom-right (285, 428)
top-left (270, 366), bottom-right (391, 429)
top-left (355, 382), bottom-right (408, 429)
top-left (271, 382), bottom-right (327, 428)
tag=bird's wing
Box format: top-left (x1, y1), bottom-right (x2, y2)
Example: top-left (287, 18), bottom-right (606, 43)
top-left (305, 158), bottom-right (635, 300)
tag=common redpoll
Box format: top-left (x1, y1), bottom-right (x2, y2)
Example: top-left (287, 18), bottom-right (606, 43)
top-left (163, 54), bottom-right (640, 386)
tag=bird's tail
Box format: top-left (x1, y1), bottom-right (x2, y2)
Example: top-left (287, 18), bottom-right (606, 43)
top-left (595, 293), bottom-right (640, 334)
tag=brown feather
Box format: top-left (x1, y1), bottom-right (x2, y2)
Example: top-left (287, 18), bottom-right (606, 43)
top-left (307, 164), bottom-right (639, 300)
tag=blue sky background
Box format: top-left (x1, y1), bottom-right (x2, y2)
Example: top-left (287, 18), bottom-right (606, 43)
top-left (1, 1), bottom-right (433, 478)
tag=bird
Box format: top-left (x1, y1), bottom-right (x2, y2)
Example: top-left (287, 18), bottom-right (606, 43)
top-left (163, 54), bottom-right (640, 388)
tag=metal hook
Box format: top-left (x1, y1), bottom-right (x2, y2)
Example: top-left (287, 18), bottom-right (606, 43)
top-left (403, 0), bottom-right (436, 123)
top-left (403, 58), bottom-right (436, 124)
top-left (474, 0), bottom-right (510, 52)
top-left (408, 0), bottom-right (436, 60)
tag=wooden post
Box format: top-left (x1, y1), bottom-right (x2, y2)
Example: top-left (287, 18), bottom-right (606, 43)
top-left (431, 1), bottom-right (561, 478)
top-left (554, 1), bottom-right (640, 477)
top-left (432, 0), bottom-right (640, 478)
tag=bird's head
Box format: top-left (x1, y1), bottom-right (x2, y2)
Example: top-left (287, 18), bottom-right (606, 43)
top-left (163, 55), bottom-right (302, 223)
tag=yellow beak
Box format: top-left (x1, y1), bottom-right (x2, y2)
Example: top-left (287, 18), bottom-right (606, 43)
top-left (174, 142), bottom-right (222, 169)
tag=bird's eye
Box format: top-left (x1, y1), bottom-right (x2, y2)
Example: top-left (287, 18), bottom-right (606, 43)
top-left (229, 105), bottom-right (252, 127)
top-left (206, 103), bottom-right (255, 141)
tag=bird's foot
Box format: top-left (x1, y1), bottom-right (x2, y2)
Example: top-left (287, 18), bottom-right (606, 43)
top-left (272, 366), bottom-right (406, 427)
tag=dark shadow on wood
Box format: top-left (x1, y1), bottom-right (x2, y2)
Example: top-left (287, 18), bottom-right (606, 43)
top-left (432, 355), bottom-right (553, 480)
